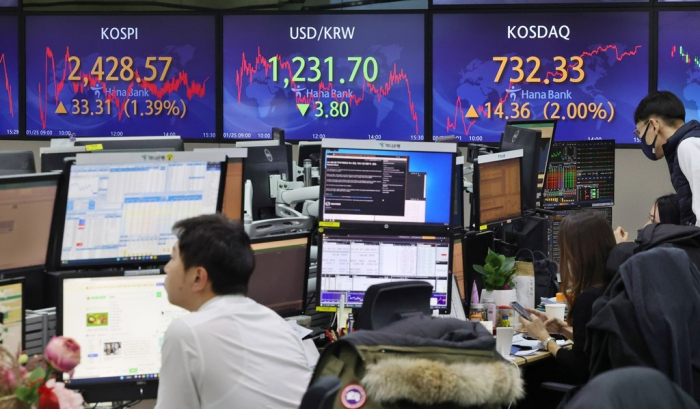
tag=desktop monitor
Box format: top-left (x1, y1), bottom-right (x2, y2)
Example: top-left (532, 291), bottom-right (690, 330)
top-left (500, 125), bottom-right (541, 212)
top-left (542, 140), bottom-right (615, 209)
top-left (74, 136), bottom-right (184, 152)
top-left (243, 145), bottom-right (293, 220)
top-left (54, 155), bottom-right (225, 269)
top-left (473, 149), bottom-right (523, 228)
top-left (452, 156), bottom-right (465, 231)
top-left (0, 151), bottom-right (36, 176)
top-left (40, 147), bottom-right (86, 172)
top-left (320, 139), bottom-right (456, 229)
top-left (248, 233), bottom-right (310, 317)
top-left (0, 173), bottom-right (60, 273)
top-left (317, 230), bottom-right (452, 313)
top-left (0, 277), bottom-right (24, 354)
top-left (506, 120), bottom-right (558, 188)
top-left (58, 273), bottom-right (188, 402)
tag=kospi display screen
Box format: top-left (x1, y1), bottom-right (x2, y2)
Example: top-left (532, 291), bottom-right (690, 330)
top-left (433, 12), bottom-right (649, 145)
top-left (0, 0), bottom-right (18, 6)
top-left (0, 15), bottom-right (18, 136)
top-left (659, 11), bottom-right (700, 124)
top-left (25, 15), bottom-right (216, 139)
top-left (223, 14), bottom-right (425, 142)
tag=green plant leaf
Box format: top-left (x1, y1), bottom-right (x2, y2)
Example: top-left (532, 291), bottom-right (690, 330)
top-left (485, 264), bottom-right (495, 275)
top-left (472, 265), bottom-right (488, 275)
top-left (28, 367), bottom-right (45, 382)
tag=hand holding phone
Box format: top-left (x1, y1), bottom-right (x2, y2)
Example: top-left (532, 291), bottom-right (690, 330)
top-left (510, 301), bottom-right (531, 321)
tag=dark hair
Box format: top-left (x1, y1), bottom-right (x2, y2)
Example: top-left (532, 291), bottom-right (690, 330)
top-left (558, 210), bottom-right (616, 326)
top-left (172, 214), bottom-right (255, 295)
top-left (633, 90), bottom-right (685, 125)
top-left (655, 194), bottom-right (681, 225)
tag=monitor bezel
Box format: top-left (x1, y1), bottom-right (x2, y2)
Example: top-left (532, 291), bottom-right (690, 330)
top-left (0, 172), bottom-right (62, 275)
top-left (316, 228), bottom-right (453, 314)
top-left (0, 276), bottom-right (25, 353)
top-left (248, 232), bottom-right (312, 318)
top-left (51, 159), bottom-right (227, 271)
top-left (472, 149), bottom-right (525, 229)
top-left (319, 139), bottom-right (457, 232)
top-left (56, 270), bottom-right (166, 403)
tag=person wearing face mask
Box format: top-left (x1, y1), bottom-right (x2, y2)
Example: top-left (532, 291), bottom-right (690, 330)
top-left (633, 91), bottom-right (700, 227)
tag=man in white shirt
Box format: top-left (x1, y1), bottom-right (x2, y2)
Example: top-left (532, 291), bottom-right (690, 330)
top-left (155, 214), bottom-right (312, 409)
top-left (634, 91), bottom-right (700, 227)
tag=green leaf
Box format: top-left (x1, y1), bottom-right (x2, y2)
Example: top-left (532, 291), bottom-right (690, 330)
top-left (472, 265), bottom-right (488, 275)
top-left (28, 367), bottom-right (45, 382)
top-left (485, 264), bottom-right (495, 275)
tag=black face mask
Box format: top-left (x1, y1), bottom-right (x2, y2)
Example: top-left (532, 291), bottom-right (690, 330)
top-left (640, 122), bottom-right (660, 161)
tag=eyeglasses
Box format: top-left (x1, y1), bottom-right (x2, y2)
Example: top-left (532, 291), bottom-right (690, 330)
top-left (634, 120), bottom-right (650, 139)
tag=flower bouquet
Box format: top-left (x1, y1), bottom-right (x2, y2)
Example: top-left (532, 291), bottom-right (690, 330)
top-left (0, 336), bottom-right (84, 409)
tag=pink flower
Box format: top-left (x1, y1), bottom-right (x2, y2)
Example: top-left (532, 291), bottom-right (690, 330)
top-left (0, 365), bottom-right (27, 391)
top-left (40, 379), bottom-right (83, 409)
top-left (44, 337), bottom-right (81, 376)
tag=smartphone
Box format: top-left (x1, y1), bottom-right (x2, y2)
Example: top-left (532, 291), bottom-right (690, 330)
top-left (510, 301), bottom-right (531, 321)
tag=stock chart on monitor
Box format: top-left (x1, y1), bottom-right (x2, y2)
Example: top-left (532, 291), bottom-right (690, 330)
top-left (433, 12), bottom-right (649, 144)
top-left (434, 0), bottom-right (645, 3)
top-left (659, 11), bottom-right (700, 124)
top-left (0, 16), bottom-right (19, 136)
top-left (223, 14), bottom-right (425, 142)
top-left (25, 15), bottom-right (216, 139)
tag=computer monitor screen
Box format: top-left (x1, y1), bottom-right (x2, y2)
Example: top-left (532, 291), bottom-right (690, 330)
top-left (25, 15), bottom-right (216, 139)
top-left (0, 173), bottom-right (59, 272)
top-left (223, 13), bottom-right (425, 142)
top-left (59, 274), bottom-right (188, 402)
top-left (546, 207), bottom-right (612, 262)
top-left (222, 158), bottom-right (244, 221)
top-left (0, 15), bottom-right (19, 136)
top-left (57, 161), bottom-right (223, 268)
top-left (0, 278), bottom-right (24, 354)
top-left (74, 137), bottom-right (184, 152)
top-left (243, 145), bottom-right (292, 221)
top-left (318, 231), bottom-right (451, 310)
top-left (474, 150), bottom-right (523, 227)
top-left (542, 140), bottom-right (615, 209)
top-left (248, 234), bottom-right (309, 317)
top-left (432, 11), bottom-right (648, 145)
top-left (321, 148), bottom-right (454, 227)
top-left (0, 151), bottom-right (36, 176)
top-left (501, 125), bottom-right (541, 212)
top-left (507, 120), bottom-right (557, 177)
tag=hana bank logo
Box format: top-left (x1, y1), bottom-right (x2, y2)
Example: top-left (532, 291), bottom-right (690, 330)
top-left (378, 142), bottom-right (400, 149)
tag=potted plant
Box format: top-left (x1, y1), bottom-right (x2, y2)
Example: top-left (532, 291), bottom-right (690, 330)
top-left (473, 248), bottom-right (518, 307)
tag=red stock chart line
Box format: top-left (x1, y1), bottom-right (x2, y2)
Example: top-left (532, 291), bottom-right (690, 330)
top-left (0, 53), bottom-right (14, 118)
top-left (234, 47), bottom-right (420, 135)
top-left (446, 44), bottom-right (643, 135)
top-left (37, 46), bottom-right (209, 130)
top-left (671, 45), bottom-right (700, 68)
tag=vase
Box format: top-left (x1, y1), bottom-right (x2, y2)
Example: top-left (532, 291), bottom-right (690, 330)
top-left (0, 395), bottom-right (26, 409)
top-left (480, 289), bottom-right (517, 307)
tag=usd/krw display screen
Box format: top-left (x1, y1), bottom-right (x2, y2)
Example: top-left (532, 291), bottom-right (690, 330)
top-left (433, 12), bottom-right (649, 144)
top-left (25, 15), bottom-right (216, 139)
top-left (0, 16), bottom-right (18, 136)
top-left (223, 14), bottom-right (425, 142)
top-left (659, 11), bottom-right (700, 124)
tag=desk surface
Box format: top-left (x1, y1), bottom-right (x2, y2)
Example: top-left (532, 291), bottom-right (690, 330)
top-left (513, 350), bottom-right (554, 366)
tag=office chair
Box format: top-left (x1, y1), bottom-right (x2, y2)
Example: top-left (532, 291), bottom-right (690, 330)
top-left (355, 281), bottom-right (433, 330)
top-left (298, 376), bottom-right (342, 409)
top-left (563, 367), bottom-right (700, 409)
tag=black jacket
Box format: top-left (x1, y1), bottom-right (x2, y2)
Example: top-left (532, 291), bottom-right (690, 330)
top-left (605, 223), bottom-right (700, 277)
top-left (663, 120), bottom-right (700, 226)
top-left (587, 247), bottom-right (700, 401)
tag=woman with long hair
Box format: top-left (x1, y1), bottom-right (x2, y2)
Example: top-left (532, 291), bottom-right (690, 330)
top-left (520, 210), bottom-right (617, 385)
